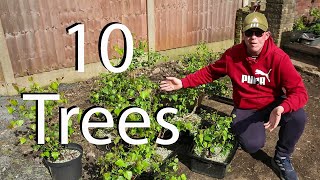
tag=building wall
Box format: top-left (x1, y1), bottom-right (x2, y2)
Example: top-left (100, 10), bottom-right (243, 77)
top-left (296, 0), bottom-right (320, 17)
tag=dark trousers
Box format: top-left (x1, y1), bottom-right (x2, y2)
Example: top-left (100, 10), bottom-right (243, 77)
top-left (231, 101), bottom-right (307, 158)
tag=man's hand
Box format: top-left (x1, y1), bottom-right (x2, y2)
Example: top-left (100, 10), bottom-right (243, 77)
top-left (160, 77), bottom-right (183, 91)
top-left (264, 106), bottom-right (284, 132)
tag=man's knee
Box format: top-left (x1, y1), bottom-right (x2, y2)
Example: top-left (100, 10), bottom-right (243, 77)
top-left (285, 108), bottom-right (307, 126)
top-left (239, 138), bottom-right (265, 153)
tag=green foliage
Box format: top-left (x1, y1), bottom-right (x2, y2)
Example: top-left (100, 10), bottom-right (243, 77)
top-left (5, 35), bottom-right (234, 178)
top-left (98, 145), bottom-right (184, 179)
top-left (293, 17), bottom-right (306, 31)
top-left (193, 111), bottom-right (235, 158)
top-left (91, 74), bottom-right (159, 114)
top-left (310, 7), bottom-right (320, 21)
top-left (159, 88), bottom-right (200, 115)
top-left (180, 43), bottom-right (220, 74)
top-left (205, 77), bottom-right (232, 97)
top-left (170, 116), bottom-right (200, 136)
top-left (91, 42), bottom-right (233, 179)
top-left (309, 23), bottom-right (320, 35)
top-left (179, 43), bottom-right (231, 97)
top-left (155, 158), bottom-right (187, 180)
top-left (113, 40), bottom-right (167, 72)
top-left (6, 77), bottom-right (72, 161)
top-left (293, 8), bottom-right (320, 35)
top-left (91, 74), bottom-right (163, 139)
top-left (90, 73), bottom-right (188, 178)
top-left (98, 145), bottom-right (157, 179)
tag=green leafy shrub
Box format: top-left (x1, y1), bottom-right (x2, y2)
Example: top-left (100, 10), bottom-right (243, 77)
top-left (293, 17), bottom-right (307, 31)
top-left (159, 88), bottom-right (200, 115)
top-left (91, 42), bottom-right (234, 179)
top-left (91, 74), bottom-right (162, 144)
top-left (180, 43), bottom-right (220, 74)
top-left (113, 40), bottom-right (167, 71)
top-left (91, 74), bottom-right (158, 114)
top-left (179, 43), bottom-right (232, 98)
top-left (309, 23), bottom-right (320, 35)
top-left (6, 77), bottom-right (73, 161)
top-left (98, 144), bottom-right (186, 180)
top-left (205, 77), bottom-right (232, 98)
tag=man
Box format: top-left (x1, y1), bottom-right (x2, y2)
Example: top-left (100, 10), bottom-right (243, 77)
top-left (160, 12), bottom-right (308, 180)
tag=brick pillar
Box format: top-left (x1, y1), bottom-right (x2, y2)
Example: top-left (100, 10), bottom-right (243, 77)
top-left (265, 0), bottom-right (296, 46)
top-left (234, 8), bottom-right (250, 45)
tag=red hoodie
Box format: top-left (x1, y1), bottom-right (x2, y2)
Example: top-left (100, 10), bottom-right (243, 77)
top-left (181, 38), bottom-right (308, 114)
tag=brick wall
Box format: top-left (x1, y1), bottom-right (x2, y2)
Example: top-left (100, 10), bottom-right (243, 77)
top-left (296, 0), bottom-right (320, 17)
top-left (235, 0), bottom-right (297, 46)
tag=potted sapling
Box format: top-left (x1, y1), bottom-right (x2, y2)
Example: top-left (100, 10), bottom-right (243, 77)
top-left (189, 111), bottom-right (237, 179)
top-left (7, 78), bottom-right (83, 180)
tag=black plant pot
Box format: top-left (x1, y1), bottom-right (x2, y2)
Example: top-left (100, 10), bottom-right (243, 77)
top-left (43, 143), bottom-right (83, 180)
top-left (188, 141), bottom-right (238, 179)
top-left (135, 146), bottom-right (178, 180)
top-left (135, 171), bottom-right (155, 180)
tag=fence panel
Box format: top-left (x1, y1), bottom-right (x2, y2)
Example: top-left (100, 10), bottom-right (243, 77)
top-left (0, 0), bottom-right (148, 77)
top-left (154, 0), bottom-right (242, 51)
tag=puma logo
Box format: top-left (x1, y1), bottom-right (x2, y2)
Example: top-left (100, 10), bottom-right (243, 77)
top-left (255, 69), bottom-right (272, 82)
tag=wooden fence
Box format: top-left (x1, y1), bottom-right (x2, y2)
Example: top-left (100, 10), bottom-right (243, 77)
top-left (0, 0), bottom-right (242, 95)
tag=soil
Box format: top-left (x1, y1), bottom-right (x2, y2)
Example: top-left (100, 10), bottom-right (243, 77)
top-left (155, 147), bottom-right (173, 161)
top-left (0, 60), bottom-right (319, 180)
top-left (199, 148), bottom-right (230, 163)
top-left (49, 149), bottom-right (81, 164)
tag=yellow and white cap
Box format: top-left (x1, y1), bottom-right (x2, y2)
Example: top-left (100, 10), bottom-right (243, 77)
top-left (243, 12), bottom-right (268, 32)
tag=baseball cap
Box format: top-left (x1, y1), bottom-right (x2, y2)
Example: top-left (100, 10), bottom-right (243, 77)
top-left (243, 12), bottom-right (268, 32)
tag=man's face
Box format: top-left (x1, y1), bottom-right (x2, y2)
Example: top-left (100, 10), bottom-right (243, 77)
top-left (243, 28), bottom-right (270, 56)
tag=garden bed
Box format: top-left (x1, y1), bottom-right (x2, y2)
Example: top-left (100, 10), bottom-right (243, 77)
top-left (6, 43), bottom-right (234, 179)
top-left (2, 38), bottom-right (320, 180)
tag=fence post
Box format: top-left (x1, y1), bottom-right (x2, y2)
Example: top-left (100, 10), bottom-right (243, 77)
top-left (0, 18), bottom-right (16, 95)
top-left (147, 0), bottom-right (156, 52)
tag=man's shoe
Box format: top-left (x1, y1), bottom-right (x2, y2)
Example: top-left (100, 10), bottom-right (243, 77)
top-left (271, 156), bottom-right (299, 180)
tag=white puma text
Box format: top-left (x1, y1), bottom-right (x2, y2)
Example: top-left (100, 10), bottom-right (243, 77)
top-left (241, 75), bottom-right (266, 85)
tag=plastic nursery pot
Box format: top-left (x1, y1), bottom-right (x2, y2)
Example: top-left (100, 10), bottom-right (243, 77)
top-left (135, 172), bottom-right (155, 180)
top-left (43, 143), bottom-right (83, 180)
top-left (135, 146), bottom-right (179, 179)
top-left (188, 140), bottom-right (238, 179)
